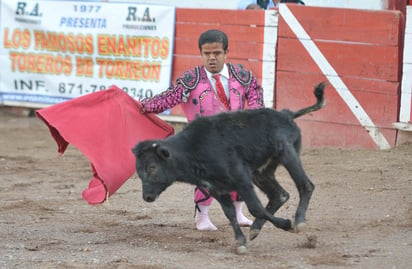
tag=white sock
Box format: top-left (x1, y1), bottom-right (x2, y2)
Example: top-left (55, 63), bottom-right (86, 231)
top-left (234, 201), bottom-right (253, 226)
top-left (195, 204), bottom-right (217, 231)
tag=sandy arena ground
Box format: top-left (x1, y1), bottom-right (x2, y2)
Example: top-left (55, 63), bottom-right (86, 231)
top-left (0, 109), bottom-right (411, 269)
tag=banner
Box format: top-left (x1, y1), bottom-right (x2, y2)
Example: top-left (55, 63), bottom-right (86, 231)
top-left (0, 0), bottom-right (175, 107)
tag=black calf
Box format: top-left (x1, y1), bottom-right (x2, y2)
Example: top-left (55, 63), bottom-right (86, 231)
top-left (133, 82), bottom-right (326, 254)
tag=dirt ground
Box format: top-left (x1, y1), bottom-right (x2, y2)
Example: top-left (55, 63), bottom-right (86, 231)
top-left (0, 108), bottom-right (411, 269)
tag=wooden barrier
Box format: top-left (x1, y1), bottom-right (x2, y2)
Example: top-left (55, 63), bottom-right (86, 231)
top-left (386, 0), bottom-right (407, 15)
top-left (168, 6), bottom-right (404, 149)
top-left (276, 5), bottom-right (403, 149)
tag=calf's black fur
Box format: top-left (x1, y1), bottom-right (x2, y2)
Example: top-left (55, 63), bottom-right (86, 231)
top-left (132, 82), bottom-right (326, 254)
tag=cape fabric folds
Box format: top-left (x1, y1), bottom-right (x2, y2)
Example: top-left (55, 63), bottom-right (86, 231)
top-left (36, 85), bottom-right (174, 204)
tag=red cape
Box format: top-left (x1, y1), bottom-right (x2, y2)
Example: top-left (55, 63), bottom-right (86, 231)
top-left (36, 85), bottom-right (174, 204)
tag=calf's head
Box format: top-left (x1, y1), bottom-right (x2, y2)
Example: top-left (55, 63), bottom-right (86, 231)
top-left (132, 141), bottom-right (175, 202)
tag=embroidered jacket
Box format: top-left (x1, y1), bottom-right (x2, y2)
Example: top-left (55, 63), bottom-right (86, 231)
top-left (141, 63), bottom-right (264, 122)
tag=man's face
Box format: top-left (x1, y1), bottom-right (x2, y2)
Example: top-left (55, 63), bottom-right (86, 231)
top-left (200, 42), bottom-right (228, 74)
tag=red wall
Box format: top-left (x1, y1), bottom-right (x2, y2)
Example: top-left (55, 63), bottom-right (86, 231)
top-left (276, 5), bottom-right (403, 148)
top-left (171, 6), bottom-right (405, 149)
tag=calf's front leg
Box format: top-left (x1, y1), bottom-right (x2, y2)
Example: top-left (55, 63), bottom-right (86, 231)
top-left (212, 193), bottom-right (247, 254)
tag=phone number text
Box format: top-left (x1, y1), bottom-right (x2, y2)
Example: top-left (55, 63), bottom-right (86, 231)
top-left (58, 83), bottom-right (153, 99)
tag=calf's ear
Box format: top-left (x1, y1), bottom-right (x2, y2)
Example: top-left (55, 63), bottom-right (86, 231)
top-left (131, 146), bottom-right (138, 155)
top-left (156, 146), bottom-right (170, 160)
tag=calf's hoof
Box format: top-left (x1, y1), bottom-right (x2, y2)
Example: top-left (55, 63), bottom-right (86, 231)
top-left (249, 228), bottom-right (261, 241)
top-left (295, 222), bottom-right (307, 233)
top-left (289, 221), bottom-right (306, 233)
top-left (281, 219), bottom-right (293, 231)
top-left (236, 245), bottom-right (247, 255)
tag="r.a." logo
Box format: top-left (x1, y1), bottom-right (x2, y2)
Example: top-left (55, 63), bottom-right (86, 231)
top-left (15, 2), bottom-right (42, 24)
top-left (126, 7), bottom-right (155, 23)
top-left (16, 2), bottom-right (42, 17)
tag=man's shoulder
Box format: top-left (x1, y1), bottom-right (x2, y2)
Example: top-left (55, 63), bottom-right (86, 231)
top-left (228, 63), bottom-right (253, 86)
top-left (177, 66), bottom-right (202, 90)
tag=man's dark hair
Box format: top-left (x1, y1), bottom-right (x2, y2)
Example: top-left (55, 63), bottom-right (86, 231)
top-left (257, 0), bottom-right (305, 9)
top-left (198, 29), bottom-right (229, 51)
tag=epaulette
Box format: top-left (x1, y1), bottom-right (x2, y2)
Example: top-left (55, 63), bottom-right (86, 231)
top-left (177, 66), bottom-right (200, 90)
top-left (229, 63), bottom-right (252, 86)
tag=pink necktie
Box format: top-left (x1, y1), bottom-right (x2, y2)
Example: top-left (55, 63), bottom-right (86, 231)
top-left (213, 74), bottom-right (229, 109)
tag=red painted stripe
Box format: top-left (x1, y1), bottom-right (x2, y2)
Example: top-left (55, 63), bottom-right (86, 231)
top-left (276, 38), bottom-right (400, 81)
top-left (279, 5), bottom-right (402, 46)
top-left (176, 9), bottom-right (266, 26)
top-left (296, 120), bottom-right (397, 149)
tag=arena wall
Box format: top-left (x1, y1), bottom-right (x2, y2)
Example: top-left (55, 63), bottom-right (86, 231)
top-left (168, 4), bottom-right (410, 149)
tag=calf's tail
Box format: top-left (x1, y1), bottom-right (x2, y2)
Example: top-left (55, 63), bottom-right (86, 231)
top-left (292, 82), bottom-right (326, 119)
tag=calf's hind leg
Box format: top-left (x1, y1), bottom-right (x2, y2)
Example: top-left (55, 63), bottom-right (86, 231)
top-left (250, 159), bottom-right (290, 240)
top-left (281, 146), bottom-right (315, 232)
top-left (232, 176), bottom-right (292, 232)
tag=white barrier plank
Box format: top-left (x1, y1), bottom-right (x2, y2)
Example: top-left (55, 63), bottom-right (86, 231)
top-left (399, 6), bottom-right (412, 123)
top-left (262, 10), bottom-right (278, 108)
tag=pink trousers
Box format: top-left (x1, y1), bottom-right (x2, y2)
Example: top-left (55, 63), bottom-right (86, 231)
top-left (194, 186), bottom-right (241, 206)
